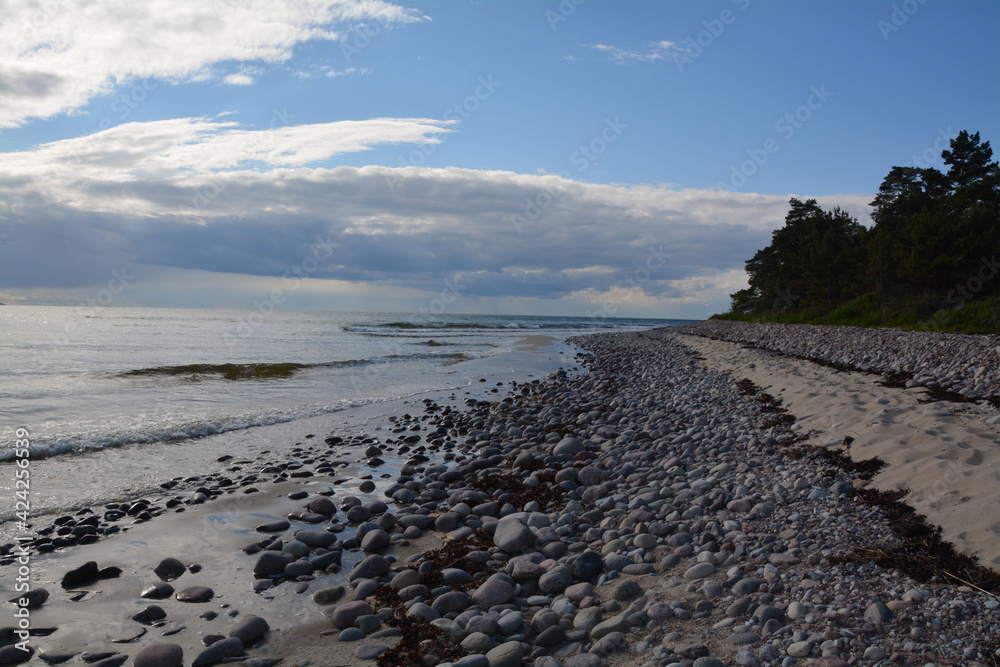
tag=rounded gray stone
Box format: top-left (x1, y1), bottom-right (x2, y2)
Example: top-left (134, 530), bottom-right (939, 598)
top-left (295, 530), bottom-right (338, 549)
top-left (471, 574), bottom-right (515, 608)
top-left (492, 517), bottom-right (536, 554)
top-left (348, 554), bottom-right (390, 580)
top-left (538, 565), bottom-right (572, 594)
top-left (191, 637), bottom-right (243, 667)
top-left (175, 586), bottom-right (213, 603)
top-left (331, 600), bottom-right (374, 629)
top-left (132, 605), bottom-right (167, 624)
top-left (485, 641), bottom-right (524, 667)
top-left (140, 582), bottom-right (174, 600)
top-left (133, 643), bottom-right (183, 667)
top-left (338, 627), bottom-right (365, 641)
top-left (461, 631), bottom-right (493, 652)
top-left (312, 585), bottom-right (345, 605)
top-left (684, 562), bottom-right (715, 580)
top-left (431, 591), bottom-right (470, 615)
top-left (229, 615), bottom-right (270, 644)
top-left (356, 615), bottom-right (381, 634)
top-left (612, 579), bottom-right (642, 601)
top-left (731, 577), bottom-right (764, 595)
top-left (360, 528), bottom-right (391, 552)
top-left (253, 552), bottom-right (294, 577)
top-left (589, 613), bottom-right (626, 640)
top-left (153, 558), bottom-right (186, 581)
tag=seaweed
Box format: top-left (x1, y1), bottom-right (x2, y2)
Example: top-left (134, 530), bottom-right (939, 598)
top-left (878, 371), bottom-right (911, 389)
top-left (736, 377), bottom-right (784, 412)
top-left (413, 530), bottom-right (492, 590)
top-left (832, 487), bottom-right (1000, 594)
top-left (368, 534), bottom-right (497, 667)
top-left (474, 471), bottom-right (564, 508)
top-left (761, 413), bottom-right (796, 428)
top-left (784, 445), bottom-right (887, 480)
top-left (375, 603), bottom-right (467, 667)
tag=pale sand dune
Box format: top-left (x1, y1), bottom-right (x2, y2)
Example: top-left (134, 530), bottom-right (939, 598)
top-left (678, 334), bottom-right (1000, 570)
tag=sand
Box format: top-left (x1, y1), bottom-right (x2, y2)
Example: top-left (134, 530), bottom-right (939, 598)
top-left (677, 333), bottom-right (1000, 570)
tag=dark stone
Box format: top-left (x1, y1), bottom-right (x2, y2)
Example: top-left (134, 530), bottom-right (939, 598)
top-left (253, 552), bottom-right (295, 577)
top-left (153, 558), bottom-right (186, 581)
top-left (191, 637), bottom-right (244, 667)
top-left (140, 582), bottom-right (175, 599)
top-left (0, 645), bottom-right (33, 665)
top-left (294, 531), bottom-right (338, 549)
top-left (570, 551), bottom-right (603, 581)
top-left (175, 586), bottom-right (214, 602)
top-left (132, 605), bottom-right (167, 624)
top-left (229, 615), bottom-right (270, 644)
top-left (535, 625), bottom-right (567, 647)
top-left (7, 588), bottom-right (48, 608)
top-left (60, 561), bottom-right (99, 589)
top-left (133, 643), bottom-right (183, 667)
top-left (81, 652), bottom-right (117, 663)
top-left (307, 497), bottom-right (337, 515)
top-left (255, 520), bottom-right (290, 533)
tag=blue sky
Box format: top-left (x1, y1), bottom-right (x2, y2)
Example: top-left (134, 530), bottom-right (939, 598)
top-left (1, 0), bottom-right (997, 319)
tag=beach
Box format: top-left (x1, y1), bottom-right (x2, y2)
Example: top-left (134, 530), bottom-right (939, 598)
top-left (3, 322), bottom-right (999, 666)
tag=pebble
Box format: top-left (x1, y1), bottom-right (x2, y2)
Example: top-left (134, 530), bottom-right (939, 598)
top-left (492, 517), bottom-right (537, 554)
top-left (174, 586), bottom-right (213, 603)
top-left (485, 642), bottom-right (523, 667)
top-left (132, 605), bottom-right (167, 624)
top-left (133, 644), bottom-right (183, 667)
top-left (140, 582), bottom-right (174, 599)
top-left (471, 574), bottom-right (516, 607)
top-left (191, 637), bottom-right (243, 667)
top-left (330, 600), bottom-right (374, 629)
top-left (228, 615), bottom-right (270, 644)
top-left (683, 562), bottom-right (715, 580)
top-left (152, 558), bottom-right (186, 581)
top-left (787, 641), bottom-right (812, 658)
top-left (589, 614), bottom-right (626, 641)
top-left (338, 627), bottom-right (365, 641)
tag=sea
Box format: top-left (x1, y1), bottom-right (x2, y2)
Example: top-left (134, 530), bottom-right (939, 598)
top-left (0, 306), bottom-right (693, 530)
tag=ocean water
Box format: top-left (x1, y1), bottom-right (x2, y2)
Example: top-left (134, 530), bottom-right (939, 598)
top-left (0, 306), bottom-right (691, 522)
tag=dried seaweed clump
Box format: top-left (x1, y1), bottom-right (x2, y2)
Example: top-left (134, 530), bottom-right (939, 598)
top-left (415, 530), bottom-right (492, 590)
top-left (475, 471), bottom-right (564, 508)
top-left (832, 487), bottom-right (1000, 594)
top-left (375, 603), bottom-right (467, 667)
top-left (784, 444), bottom-right (887, 481)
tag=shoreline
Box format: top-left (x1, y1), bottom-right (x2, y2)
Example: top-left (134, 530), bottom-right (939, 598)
top-left (2, 325), bottom-right (999, 666)
top-left (0, 335), bottom-right (578, 664)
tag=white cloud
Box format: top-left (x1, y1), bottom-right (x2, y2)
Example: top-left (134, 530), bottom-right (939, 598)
top-left (589, 40), bottom-right (685, 65)
top-left (0, 117), bottom-right (873, 317)
top-left (2, 116), bottom-right (455, 200)
top-left (223, 73), bottom-right (256, 86)
top-left (0, 0), bottom-right (425, 127)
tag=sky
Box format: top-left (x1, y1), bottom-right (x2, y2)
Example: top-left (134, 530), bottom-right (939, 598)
top-left (0, 0), bottom-right (997, 319)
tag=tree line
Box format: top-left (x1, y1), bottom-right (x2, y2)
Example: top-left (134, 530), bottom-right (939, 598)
top-left (722, 130), bottom-right (1000, 332)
